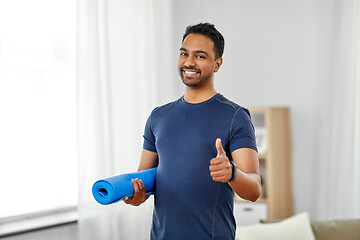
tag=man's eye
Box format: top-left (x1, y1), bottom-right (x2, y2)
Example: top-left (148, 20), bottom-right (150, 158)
top-left (180, 52), bottom-right (187, 56)
top-left (197, 55), bottom-right (205, 59)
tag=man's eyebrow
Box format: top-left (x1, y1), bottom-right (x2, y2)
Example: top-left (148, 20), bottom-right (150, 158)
top-left (196, 50), bottom-right (209, 56)
top-left (179, 48), bottom-right (209, 56)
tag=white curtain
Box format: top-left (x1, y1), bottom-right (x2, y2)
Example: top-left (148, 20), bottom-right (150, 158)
top-left (77, 1), bottom-right (175, 239)
top-left (316, 0), bottom-right (360, 219)
top-left (340, 0), bottom-right (360, 218)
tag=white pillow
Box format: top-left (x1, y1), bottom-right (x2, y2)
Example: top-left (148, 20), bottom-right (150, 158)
top-left (236, 212), bottom-right (315, 240)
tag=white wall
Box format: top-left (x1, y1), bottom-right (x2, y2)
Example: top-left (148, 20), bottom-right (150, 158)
top-left (170, 0), bottom-right (338, 219)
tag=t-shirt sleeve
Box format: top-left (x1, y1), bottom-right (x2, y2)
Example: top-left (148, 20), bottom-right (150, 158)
top-left (143, 110), bottom-right (157, 153)
top-left (229, 107), bottom-right (258, 153)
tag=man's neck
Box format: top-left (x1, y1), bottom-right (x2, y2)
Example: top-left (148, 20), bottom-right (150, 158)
top-left (183, 87), bottom-right (218, 104)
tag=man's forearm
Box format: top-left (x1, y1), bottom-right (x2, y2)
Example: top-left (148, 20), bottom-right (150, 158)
top-left (228, 170), bottom-right (261, 202)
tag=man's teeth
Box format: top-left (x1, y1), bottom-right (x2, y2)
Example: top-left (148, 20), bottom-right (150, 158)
top-left (184, 71), bottom-right (197, 75)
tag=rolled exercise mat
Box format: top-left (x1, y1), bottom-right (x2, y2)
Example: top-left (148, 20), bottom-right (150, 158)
top-left (92, 167), bottom-right (157, 205)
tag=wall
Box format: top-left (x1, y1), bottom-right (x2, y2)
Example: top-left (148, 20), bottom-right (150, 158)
top-left (170, 0), bottom-right (337, 219)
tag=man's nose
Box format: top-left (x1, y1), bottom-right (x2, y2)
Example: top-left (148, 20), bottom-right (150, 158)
top-left (184, 56), bottom-right (195, 68)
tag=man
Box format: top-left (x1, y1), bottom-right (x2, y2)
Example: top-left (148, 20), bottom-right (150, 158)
top-left (124, 23), bottom-right (261, 239)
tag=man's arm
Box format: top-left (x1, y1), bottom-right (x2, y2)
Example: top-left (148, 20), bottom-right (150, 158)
top-left (228, 148), bottom-right (261, 202)
top-left (123, 149), bottom-right (158, 206)
top-left (137, 149), bottom-right (159, 171)
top-left (209, 138), bottom-right (261, 202)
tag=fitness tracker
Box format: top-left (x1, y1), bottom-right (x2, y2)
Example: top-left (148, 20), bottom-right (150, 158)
top-left (228, 161), bottom-right (237, 182)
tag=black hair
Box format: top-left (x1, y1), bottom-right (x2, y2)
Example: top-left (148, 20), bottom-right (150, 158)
top-left (182, 23), bottom-right (225, 58)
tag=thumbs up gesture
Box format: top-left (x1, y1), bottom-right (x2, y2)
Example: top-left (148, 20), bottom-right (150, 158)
top-left (209, 138), bottom-right (233, 182)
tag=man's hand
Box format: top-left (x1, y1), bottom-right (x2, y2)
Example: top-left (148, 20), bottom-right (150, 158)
top-left (123, 178), bottom-right (148, 206)
top-left (209, 138), bottom-right (233, 182)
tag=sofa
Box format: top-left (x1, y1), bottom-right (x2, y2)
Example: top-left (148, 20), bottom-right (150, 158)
top-left (235, 212), bottom-right (360, 240)
top-left (307, 218), bottom-right (360, 240)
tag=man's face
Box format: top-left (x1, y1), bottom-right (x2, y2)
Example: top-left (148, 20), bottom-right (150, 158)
top-left (178, 33), bottom-right (222, 88)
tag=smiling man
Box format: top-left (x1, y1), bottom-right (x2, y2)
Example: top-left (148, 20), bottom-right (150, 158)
top-left (124, 23), bottom-right (261, 239)
top-left (179, 33), bottom-right (222, 89)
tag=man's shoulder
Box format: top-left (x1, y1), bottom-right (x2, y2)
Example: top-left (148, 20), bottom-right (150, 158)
top-left (214, 94), bottom-right (250, 116)
top-left (150, 97), bottom-right (181, 116)
top-left (214, 94), bottom-right (240, 109)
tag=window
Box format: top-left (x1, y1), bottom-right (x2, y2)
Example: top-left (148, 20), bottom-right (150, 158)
top-left (0, 0), bottom-right (77, 219)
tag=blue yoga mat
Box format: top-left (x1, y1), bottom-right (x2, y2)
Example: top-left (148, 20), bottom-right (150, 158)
top-left (92, 167), bottom-right (157, 205)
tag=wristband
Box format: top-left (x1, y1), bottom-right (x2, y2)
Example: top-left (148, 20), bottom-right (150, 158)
top-left (228, 161), bottom-right (237, 182)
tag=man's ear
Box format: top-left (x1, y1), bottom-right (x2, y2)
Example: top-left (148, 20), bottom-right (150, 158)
top-left (214, 57), bottom-right (223, 72)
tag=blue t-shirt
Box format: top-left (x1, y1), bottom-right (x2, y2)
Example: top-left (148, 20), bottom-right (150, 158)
top-left (143, 93), bottom-right (257, 240)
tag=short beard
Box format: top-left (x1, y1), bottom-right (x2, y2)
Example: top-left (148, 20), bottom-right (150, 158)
top-left (181, 78), bottom-right (203, 88)
top-left (179, 67), bottom-right (203, 88)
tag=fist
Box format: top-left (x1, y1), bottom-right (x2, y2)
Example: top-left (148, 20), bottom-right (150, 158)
top-left (123, 178), bottom-right (147, 206)
top-left (209, 138), bottom-right (233, 182)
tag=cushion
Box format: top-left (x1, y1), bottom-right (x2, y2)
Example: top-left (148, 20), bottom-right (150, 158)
top-left (236, 212), bottom-right (315, 240)
top-left (311, 219), bottom-right (360, 240)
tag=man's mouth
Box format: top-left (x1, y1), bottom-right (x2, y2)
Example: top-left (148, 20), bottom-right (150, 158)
top-left (182, 69), bottom-right (200, 78)
top-left (184, 70), bottom-right (197, 75)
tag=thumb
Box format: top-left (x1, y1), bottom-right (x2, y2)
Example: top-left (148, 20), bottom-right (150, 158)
top-left (215, 138), bottom-right (226, 157)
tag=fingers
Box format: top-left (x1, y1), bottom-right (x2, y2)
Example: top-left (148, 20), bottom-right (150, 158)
top-left (132, 178), bottom-right (140, 193)
top-left (123, 178), bottom-right (146, 206)
top-left (211, 172), bottom-right (231, 182)
top-left (210, 137), bottom-right (232, 182)
top-left (132, 178), bottom-right (145, 194)
top-left (215, 138), bottom-right (226, 157)
top-left (210, 153), bottom-right (230, 171)
top-left (210, 156), bottom-right (227, 166)
top-left (210, 158), bottom-right (232, 181)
